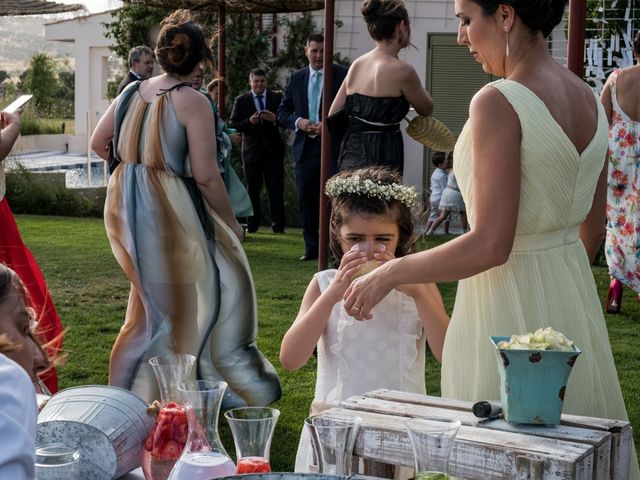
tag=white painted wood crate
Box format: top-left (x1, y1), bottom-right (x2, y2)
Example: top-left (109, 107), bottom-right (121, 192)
top-left (317, 389), bottom-right (632, 480)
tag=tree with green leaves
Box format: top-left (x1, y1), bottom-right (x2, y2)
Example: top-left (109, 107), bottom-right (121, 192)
top-left (21, 52), bottom-right (58, 110)
top-left (222, 14), bottom-right (270, 112)
top-left (270, 12), bottom-right (349, 75)
top-left (102, 6), bottom-right (167, 61)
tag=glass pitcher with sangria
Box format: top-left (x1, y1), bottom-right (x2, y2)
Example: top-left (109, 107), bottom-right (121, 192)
top-left (141, 353), bottom-right (195, 480)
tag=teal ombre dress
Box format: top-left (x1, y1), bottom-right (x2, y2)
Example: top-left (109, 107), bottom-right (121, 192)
top-left (105, 83), bottom-right (280, 406)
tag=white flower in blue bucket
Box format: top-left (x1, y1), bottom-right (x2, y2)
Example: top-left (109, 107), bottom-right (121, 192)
top-left (491, 327), bottom-right (581, 427)
top-left (496, 327), bottom-right (575, 352)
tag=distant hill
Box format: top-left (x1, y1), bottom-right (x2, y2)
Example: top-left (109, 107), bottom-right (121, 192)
top-left (0, 15), bottom-right (76, 77)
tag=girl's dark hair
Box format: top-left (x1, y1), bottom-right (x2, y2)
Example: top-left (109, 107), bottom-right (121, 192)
top-left (474, 0), bottom-right (567, 37)
top-left (0, 264), bottom-right (60, 366)
top-left (155, 9), bottom-right (213, 76)
top-left (634, 31), bottom-right (640, 56)
top-left (0, 264), bottom-right (32, 355)
top-left (361, 0), bottom-right (410, 41)
top-left (328, 166), bottom-right (416, 260)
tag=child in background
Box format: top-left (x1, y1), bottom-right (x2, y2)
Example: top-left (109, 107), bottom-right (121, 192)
top-left (425, 151), bottom-right (450, 235)
top-left (280, 166), bottom-right (449, 472)
top-left (427, 153), bottom-right (467, 235)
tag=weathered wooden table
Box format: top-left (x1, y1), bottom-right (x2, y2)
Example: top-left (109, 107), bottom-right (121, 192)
top-left (315, 389), bottom-right (632, 480)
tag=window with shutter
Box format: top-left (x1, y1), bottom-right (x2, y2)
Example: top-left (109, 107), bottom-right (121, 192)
top-left (423, 34), bottom-right (495, 193)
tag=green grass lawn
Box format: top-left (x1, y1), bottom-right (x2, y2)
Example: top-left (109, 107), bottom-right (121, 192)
top-left (15, 214), bottom-right (639, 471)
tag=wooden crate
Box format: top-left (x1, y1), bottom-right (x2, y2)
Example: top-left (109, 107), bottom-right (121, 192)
top-left (317, 389), bottom-right (631, 480)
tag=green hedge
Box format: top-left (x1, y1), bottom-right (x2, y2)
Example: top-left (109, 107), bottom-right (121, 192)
top-left (5, 166), bottom-right (100, 217)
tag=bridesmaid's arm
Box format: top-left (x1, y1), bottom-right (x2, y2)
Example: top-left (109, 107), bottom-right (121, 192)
top-left (580, 158), bottom-right (607, 263)
top-left (91, 101), bottom-right (116, 161)
top-left (399, 63), bottom-right (434, 116)
top-left (177, 90), bottom-right (244, 241)
top-left (599, 76), bottom-right (613, 124)
top-left (329, 81), bottom-right (347, 116)
top-left (344, 86), bottom-right (521, 318)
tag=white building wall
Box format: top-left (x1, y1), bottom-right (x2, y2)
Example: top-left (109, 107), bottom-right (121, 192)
top-left (45, 12), bottom-right (116, 153)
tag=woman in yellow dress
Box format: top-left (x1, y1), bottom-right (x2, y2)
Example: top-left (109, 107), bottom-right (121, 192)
top-left (344, 1), bottom-right (638, 478)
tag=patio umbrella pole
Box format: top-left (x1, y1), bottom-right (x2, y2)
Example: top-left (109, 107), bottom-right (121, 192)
top-left (318, 0), bottom-right (336, 271)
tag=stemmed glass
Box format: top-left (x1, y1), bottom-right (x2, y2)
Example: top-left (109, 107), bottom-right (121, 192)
top-left (405, 418), bottom-right (461, 480)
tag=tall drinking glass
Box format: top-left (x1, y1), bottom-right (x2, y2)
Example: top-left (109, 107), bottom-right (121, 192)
top-left (405, 418), bottom-right (461, 480)
top-left (304, 413), bottom-right (362, 475)
top-left (225, 407), bottom-right (280, 474)
top-left (35, 443), bottom-right (80, 480)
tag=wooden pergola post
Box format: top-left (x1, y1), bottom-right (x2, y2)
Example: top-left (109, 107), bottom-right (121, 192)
top-left (318, 0), bottom-right (335, 271)
top-left (567, 0), bottom-right (587, 77)
top-left (217, 0), bottom-right (227, 118)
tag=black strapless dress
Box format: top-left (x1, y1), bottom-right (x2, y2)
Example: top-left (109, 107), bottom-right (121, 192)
top-left (337, 93), bottom-right (410, 173)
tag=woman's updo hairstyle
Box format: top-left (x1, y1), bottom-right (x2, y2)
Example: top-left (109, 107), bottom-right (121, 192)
top-left (474, 0), bottom-right (567, 37)
top-left (155, 9), bottom-right (213, 76)
top-left (361, 0), bottom-right (410, 41)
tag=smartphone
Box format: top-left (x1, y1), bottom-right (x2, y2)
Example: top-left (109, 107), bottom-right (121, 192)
top-left (3, 94), bottom-right (33, 114)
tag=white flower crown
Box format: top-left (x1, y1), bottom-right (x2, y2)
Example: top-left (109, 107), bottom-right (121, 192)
top-left (325, 175), bottom-right (418, 207)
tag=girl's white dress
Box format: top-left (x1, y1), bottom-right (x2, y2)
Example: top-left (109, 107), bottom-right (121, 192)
top-left (294, 269), bottom-right (427, 472)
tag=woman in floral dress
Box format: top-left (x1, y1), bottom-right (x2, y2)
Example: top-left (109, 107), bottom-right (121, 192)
top-left (600, 32), bottom-right (640, 313)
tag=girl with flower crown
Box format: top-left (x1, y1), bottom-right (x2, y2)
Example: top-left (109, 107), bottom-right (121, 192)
top-left (280, 166), bottom-right (449, 472)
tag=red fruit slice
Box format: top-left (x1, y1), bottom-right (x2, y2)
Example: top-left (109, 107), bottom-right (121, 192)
top-left (237, 457), bottom-right (271, 474)
top-left (161, 440), bottom-right (182, 461)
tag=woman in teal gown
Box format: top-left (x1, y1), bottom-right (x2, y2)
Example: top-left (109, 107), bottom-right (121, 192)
top-left (91, 10), bottom-right (280, 407)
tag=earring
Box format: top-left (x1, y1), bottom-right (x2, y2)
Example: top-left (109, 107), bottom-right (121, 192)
top-left (504, 27), bottom-right (510, 57)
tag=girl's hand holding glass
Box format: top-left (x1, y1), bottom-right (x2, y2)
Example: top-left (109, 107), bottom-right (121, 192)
top-left (328, 248), bottom-right (368, 300)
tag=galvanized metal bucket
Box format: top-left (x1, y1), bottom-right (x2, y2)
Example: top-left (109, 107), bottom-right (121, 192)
top-left (490, 336), bottom-right (581, 426)
top-left (37, 385), bottom-right (154, 479)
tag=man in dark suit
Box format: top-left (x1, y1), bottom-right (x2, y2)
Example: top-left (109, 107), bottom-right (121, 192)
top-left (116, 46), bottom-right (155, 95)
top-left (229, 68), bottom-right (286, 233)
top-left (278, 34), bottom-right (348, 261)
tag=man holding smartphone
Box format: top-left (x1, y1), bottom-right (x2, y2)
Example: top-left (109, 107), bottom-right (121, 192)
top-left (229, 68), bottom-right (286, 234)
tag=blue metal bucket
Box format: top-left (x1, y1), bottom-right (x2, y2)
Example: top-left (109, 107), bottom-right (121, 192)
top-left (490, 336), bottom-right (581, 426)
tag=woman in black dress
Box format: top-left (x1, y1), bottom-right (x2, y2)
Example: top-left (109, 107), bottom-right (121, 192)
top-left (329, 0), bottom-right (433, 174)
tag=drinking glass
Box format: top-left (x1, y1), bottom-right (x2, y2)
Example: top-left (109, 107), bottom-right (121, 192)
top-left (304, 413), bottom-right (362, 475)
top-left (225, 407), bottom-right (280, 474)
top-left (35, 443), bottom-right (80, 480)
top-left (405, 418), bottom-right (461, 480)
